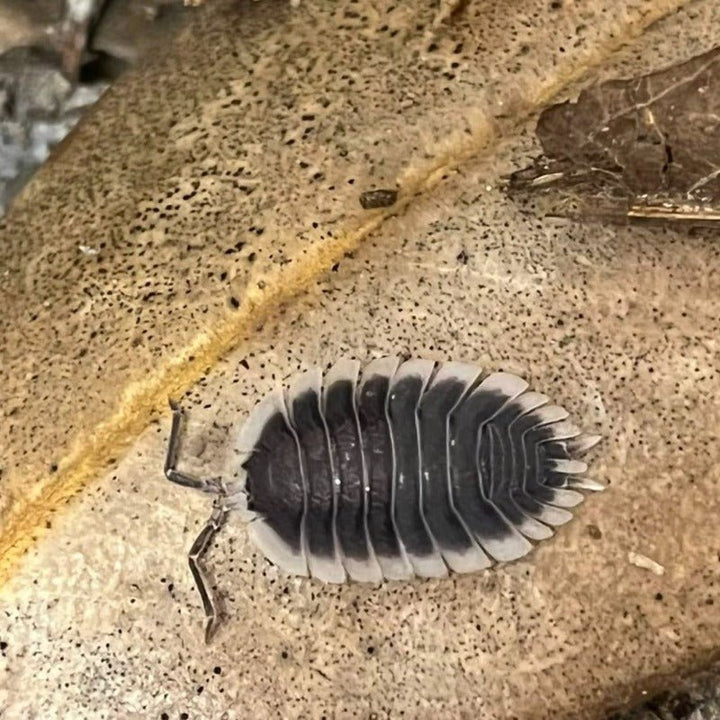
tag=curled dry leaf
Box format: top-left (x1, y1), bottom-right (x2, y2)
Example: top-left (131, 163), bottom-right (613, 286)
top-left (508, 46), bottom-right (720, 227)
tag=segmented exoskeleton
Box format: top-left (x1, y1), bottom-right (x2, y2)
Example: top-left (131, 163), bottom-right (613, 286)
top-left (165, 357), bottom-right (603, 640)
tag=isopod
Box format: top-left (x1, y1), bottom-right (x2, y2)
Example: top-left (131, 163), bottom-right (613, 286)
top-left (164, 357), bottom-right (603, 640)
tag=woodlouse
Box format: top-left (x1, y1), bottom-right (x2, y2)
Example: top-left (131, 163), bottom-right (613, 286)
top-left (165, 357), bottom-right (603, 640)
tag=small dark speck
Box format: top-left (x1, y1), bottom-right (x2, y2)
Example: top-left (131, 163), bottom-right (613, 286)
top-left (655, 592), bottom-right (664, 601)
top-left (229, 296), bottom-right (240, 309)
top-left (239, 358), bottom-right (250, 370)
top-left (0, 641), bottom-right (8, 651)
top-left (331, 263), bottom-right (340, 272)
top-left (281, 650), bottom-right (288, 659)
top-left (180, 713), bottom-right (189, 720)
top-left (456, 249), bottom-right (470, 265)
top-left (50, 463), bottom-right (58, 473)
top-left (359, 188), bottom-right (398, 209)
top-left (213, 666), bottom-right (222, 675)
top-left (587, 524), bottom-right (602, 540)
top-left (366, 645), bottom-right (375, 655)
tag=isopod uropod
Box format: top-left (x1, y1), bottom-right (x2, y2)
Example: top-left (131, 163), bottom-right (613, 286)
top-left (164, 357), bottom-right (603, 640)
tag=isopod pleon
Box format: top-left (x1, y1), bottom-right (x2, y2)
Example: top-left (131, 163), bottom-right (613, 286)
top-left (164, 357), bottom-right (603, 640)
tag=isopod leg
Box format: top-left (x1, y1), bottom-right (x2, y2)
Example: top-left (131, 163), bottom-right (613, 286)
top-left (165, 400), bottom-right (217, 492)
top-left (188, 505), bottom-right (228, 644)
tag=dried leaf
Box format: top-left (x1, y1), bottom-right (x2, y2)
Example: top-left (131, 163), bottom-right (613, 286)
top-left (508, 46), bottom-right (720, 227)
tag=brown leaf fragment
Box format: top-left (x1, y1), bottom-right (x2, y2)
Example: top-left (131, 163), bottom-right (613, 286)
top-left (507, 46), bottom-right (720, 227)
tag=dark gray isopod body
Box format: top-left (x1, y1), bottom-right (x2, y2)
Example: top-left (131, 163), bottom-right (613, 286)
top-left (236, 357), bottom-right (604, 583)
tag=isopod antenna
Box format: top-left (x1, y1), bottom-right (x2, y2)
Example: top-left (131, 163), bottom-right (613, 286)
top-left (164, 400), bottom-right (229, 643)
